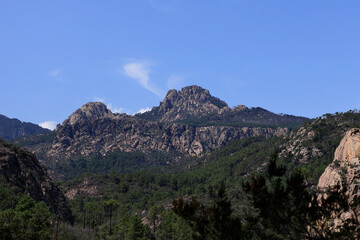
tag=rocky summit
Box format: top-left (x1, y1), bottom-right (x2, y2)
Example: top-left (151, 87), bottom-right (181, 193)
top-left (0, 138), bottom-right (71, 221)
top-left (139, 85), bottom-right (229, 122)
top-left (62, 101), bottom-right (115, 126)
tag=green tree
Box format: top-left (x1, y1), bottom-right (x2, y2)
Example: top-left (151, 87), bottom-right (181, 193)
top-left (173, 184), bottom-right (243, 240)
top-left (148, 204), bottom-right (163, 233)
top-left (104, 199), bottom-right (119, 235)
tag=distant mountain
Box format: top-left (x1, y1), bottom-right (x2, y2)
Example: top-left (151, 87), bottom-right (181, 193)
top-left (0, 138), bottom-right (72, 221)
top-left (0, 114), bottom-right (49, 140)
top-left (138, 85), bottom-right (309, 129)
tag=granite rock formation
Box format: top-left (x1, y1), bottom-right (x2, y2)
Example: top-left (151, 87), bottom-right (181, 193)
top-left (317, 128), bottom-right (360, 231)
top-left (139, 85), bottom-right (229, 122)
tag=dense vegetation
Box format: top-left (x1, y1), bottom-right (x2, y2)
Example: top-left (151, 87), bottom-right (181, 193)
top-left (172, 107), bottom-right (309, 129)
top-left (13, 130), bottom-right (57, 147)
top-left (139, 106), bottom-right (309, 129)
top-left (54, 151), bottom-right (159, 181)
top-left (0, 177), bottom-right (52, 240)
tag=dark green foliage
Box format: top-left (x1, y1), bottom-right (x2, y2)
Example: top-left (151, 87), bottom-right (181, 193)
top-left (111, 215), bottom-right (154, 240)
top-left (14, 130), bottom-right (57, 147)
top-left (155, 210), bottom-right (192, 240)
top-left (171, 107), bottom-right (309, 129)
top-left (242, 156), bottom-right (313, 239)
top-left (0, 179), bottom-right (52, 240)
top-left (0, 114), bottom-right (50, 140)
top-left (55, 151), bottom-right (155, 181)
top-left (173, 184), bottom-right (243, 240)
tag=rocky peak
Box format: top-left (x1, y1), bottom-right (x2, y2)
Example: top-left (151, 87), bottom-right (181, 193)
top-left (232, 105), bottom-right (248, 112)
top-left (141, 85), bottom-right (229, 122)
top-left (317, 128), bottom-right (360, 230)
top-left (62, 102), bottom-right (114, 126)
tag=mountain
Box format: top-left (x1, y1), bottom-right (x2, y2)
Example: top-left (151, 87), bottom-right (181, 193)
top-left (139, 85), bottom-right (309, 129)
top-left (0, 114), bottom-right (49, 140)
top-left (0, 138), bottom-right (72, 221)
top-left (37, 102), bottom-right (287, 180)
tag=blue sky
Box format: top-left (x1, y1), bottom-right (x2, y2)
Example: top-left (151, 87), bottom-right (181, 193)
top-left (1, 1), bottom-right (360, 129)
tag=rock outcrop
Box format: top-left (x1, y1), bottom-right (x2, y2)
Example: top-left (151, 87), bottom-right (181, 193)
top-left (317, 128), bottom-right (360, 231)
top-left (0, 138), bottom-right (72, 221)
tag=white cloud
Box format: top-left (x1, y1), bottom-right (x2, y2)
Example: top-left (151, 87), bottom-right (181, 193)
top-left (49, 69), bottom-right (61, 77)
top-left (39, 121), bottom-right (57, 130)
top-left (134, 107), bottom-right (151, 115)
top-left (93, 97), bottom-right (123, 114)
top-left (123, 61), bottom-right (165, 97)
top-left (167, 74), bottom-right (184, 89)
top-left (107, 103), bottom-right (123, 114)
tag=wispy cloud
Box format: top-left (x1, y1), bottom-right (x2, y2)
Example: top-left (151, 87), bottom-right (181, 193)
top-left (107, 103), bottom-right (123, 114)
top-left (134, 107), bottom-right (151, 115)
top-left (167, 74), bottom-right (184, 89)
top-left (49, 69), bottom-right (61, 77)
top-left (39, 121), bottom-right (57, 130)
top-left (93, 97), bottom-right (123, 114)
top-left (123, 60), bottom-right (165, 97)
top-left (94, 97), bottom-right (105, 103)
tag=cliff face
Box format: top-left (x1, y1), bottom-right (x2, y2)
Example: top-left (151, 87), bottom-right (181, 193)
top-left (0, 138), bottom-right (72, 221)
top-left (317, 128), bottom-right (360, 230)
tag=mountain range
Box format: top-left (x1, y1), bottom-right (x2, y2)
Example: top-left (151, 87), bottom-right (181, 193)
top-left (11, 85), bottom-right (309, 180)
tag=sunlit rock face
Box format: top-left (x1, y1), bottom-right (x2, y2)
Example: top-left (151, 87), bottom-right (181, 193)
top-left (317, 128), bottom-right (360, 230)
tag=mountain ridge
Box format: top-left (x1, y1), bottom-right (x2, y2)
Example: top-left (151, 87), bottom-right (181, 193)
top-left (15, 85), bottom-right (310, 180)
top-left (0, 114), bottom-right (49, 140)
